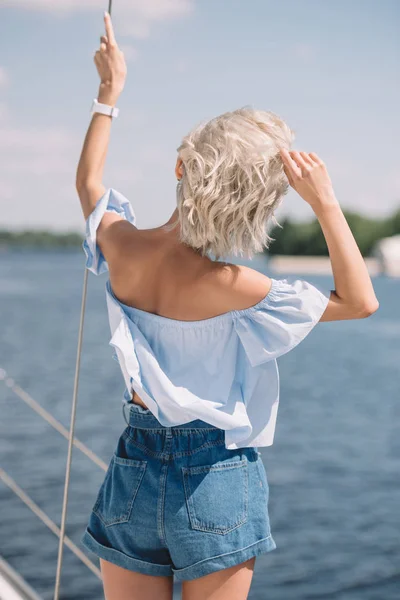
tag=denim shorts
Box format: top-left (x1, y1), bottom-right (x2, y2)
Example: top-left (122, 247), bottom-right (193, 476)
top-left (81, 402), bottom-right (276, 581)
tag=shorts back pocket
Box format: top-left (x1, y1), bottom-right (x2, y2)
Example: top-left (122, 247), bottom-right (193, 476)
top-left (182, 458), bottom-right (248, 535)
top-left (93, 455), bottom-right (147, 527)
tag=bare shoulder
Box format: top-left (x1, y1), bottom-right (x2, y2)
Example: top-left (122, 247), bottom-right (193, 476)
top-left (207, 262), bottom-right (273, 312)
top-left (99, 214), bottom-right (140, 271)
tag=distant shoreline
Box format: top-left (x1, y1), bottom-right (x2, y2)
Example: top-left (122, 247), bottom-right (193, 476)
top-left (268, 255), bottom-right (380, 276)
top-left (0, 245), bottom-right (382, 276)
top-left (1, 204), bottom-right (398, 261)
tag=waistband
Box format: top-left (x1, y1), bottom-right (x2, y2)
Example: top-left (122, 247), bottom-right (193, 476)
top-left (122, 401), bottom-right (222, 431)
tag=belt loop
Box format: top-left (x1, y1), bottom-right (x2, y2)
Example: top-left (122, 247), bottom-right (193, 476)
top-left (165, 426), bottom-right (173, 439)
top-left (122, 402), bottom-right (130, 426)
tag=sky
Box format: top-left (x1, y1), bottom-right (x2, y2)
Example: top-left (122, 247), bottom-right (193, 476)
top-left (0, 0), bottom-right (399, 233)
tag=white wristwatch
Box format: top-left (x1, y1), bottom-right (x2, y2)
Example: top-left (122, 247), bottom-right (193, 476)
top-left (90, 98), bottom-right (119, 118)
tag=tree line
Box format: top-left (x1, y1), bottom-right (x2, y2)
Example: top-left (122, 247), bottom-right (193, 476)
top-left (0, 205), bottom-right (399, 256)
top-left (266, 206), bottom-right (400, 257)
top-left (0, 230), bottom-right (83, 248)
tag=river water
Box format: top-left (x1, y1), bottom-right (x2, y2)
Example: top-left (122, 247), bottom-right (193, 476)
top-left (0, 250), bottom-right (398, 599)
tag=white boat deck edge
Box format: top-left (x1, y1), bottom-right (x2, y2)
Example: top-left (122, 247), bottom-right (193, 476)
top-left (0, 557), bottom-right (42, 600)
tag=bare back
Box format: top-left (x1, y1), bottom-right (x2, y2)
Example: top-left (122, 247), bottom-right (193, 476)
top-left (108, 226), bottom-right (273, 323)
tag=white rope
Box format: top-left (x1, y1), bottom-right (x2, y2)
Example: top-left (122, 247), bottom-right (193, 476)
top-left (53, 266), bottom-right (89, 600)
top-left (0, 467), bottom-right (101, 580)
top-left (0, 371), bottom-right (107, 473)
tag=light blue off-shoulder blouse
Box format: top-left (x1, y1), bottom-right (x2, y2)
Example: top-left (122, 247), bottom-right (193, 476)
top-left (83, 188), bottom-right (331, 450)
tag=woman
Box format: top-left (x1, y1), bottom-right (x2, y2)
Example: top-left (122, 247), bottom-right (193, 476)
top-left (76, 12), bottom-right (379, 600)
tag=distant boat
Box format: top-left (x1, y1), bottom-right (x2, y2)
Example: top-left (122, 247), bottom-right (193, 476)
top-left (374, 234), bottom-right (400, 277)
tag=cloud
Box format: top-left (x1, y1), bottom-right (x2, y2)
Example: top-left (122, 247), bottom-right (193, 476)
top-left (175, 58), bottom-right (189, 74)
top-left (2, 0), bottom-right (195, 38)
top-left (0, 102), bottom-right (9, 122)
top-left (119, 44), bottom-right (138, 63)
top-left (0, 124), bottom-right (82, 228)
top-left (0, 181), bottom-right (15, 201)
top-left (382, 170), bottom-right (400, 202)
top-left (0, 111), bottom-right (156, 230)
top-left (293, 43), bottom-right (315, 63)
top-left (0, 67), bottom-right (9, 88)
top-left (0, 127), bottom-right (78, 154)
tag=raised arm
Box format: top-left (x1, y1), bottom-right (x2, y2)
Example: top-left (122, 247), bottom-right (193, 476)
top-left (279, 148), bottom-right (379, 321)
top-left (75, 12), bottom-right (133, 268)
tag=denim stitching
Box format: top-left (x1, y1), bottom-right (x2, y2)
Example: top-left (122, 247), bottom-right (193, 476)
top-left (255, 454), bottom-right (269, 494)
top-left (173, 439), bottom-right (226, 458)
top-left (182, 466), bottom-right (193, 530)
top-left (82, 530), bottom-right (174, 572)
top-left (122, 430), bottom-right (226, 459)
top-left (113, 455), bottom-right (147, 467)
top-left (182, 459), bottom-right (248, 535)
top-left (93, 457), bottom-right (147, 527)
top-left (157, 463), bottom-right (169, 545)
top-left (92, 457), bottom-right (113, 516)
top-left (127, 417), bottom-right (221, 432)
top-left (127, 426), bottom-right (220, 432)
top-left (182, 457), bottom-right (247, 475)
top-left (172, 535), bottom-right (274, 573)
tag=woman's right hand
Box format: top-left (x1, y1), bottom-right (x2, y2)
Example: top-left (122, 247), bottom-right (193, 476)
top-left (279, 149), bottom-right (339, 209)
top-left (279, 147), bottom-right (379, 321)
top-left (94, 12), bottom-right (127, 105)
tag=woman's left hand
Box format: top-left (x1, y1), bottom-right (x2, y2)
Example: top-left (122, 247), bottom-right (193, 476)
top-left (94, 12), bottom-right (127, 104)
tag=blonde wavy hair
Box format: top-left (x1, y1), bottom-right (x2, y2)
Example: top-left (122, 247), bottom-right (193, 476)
top-left (168, 106), bottom-right (295, 261)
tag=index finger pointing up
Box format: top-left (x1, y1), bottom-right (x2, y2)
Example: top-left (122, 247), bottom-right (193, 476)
top-left (104, 12), bottom-right (116, 45)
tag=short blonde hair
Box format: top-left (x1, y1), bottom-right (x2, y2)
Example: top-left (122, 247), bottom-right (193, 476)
top-left (171, 106), bottom-right (295, 260)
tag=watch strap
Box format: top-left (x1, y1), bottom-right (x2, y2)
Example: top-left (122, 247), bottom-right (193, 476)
top-left (91, 98), bottom-right (119, 118)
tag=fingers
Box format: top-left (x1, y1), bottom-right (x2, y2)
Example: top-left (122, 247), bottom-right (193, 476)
top-left (290, 151), bottom-right (312, 174)
top-left (97, 35), bottom-right (108, 53)
top-left (279, 148), bottom-right (324, 187)
top-left (279, 150), bottom-right (295, 185)
top-left (309, 152), bottom-right (324, 165)
top-left (282, 164), bottom-right (294, 187)
top-left (299, 151), bottom-right (316, 166)
top-left (279, 148), bottom-right (302, 180)
top-left (104, 11), bottom-right (116, 47)
top-left (280, 148), bottom-right (324, 177)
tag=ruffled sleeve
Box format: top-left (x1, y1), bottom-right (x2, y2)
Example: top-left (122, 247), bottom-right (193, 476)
top-left (234, 277), bottom-right (331, 367)
top-left (82, 188), bottom-right (136, 275)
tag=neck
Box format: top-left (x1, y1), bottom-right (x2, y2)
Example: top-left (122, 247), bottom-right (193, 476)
top-left (159, 207), bottom-right (181, 241)
top-left (165, 207), bottom-right (179, 226)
